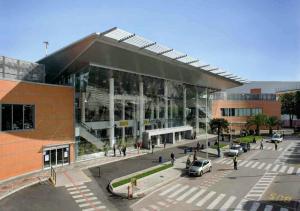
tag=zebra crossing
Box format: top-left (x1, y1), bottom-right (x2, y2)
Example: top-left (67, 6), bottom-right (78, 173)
top-left (140, 183), bottom-right (292, 211)
top-left (65, 183), bottom-right (107, 211)
top-left (215, 158), bottom-right (300, 175)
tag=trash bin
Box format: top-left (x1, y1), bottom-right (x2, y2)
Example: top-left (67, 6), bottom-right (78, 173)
top-left (159, 156), bottom-right (163, 163)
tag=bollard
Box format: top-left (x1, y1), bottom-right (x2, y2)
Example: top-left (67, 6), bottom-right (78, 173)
top-left (98, 167), bottom-right (101, 177)
top-left (127, 185), bottom-right (131, 199)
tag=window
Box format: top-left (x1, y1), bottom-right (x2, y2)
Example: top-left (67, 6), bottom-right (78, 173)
top-left (1, 104), bottom-right (35, 131)
top-left (220, 107), bottom-right (262, 117)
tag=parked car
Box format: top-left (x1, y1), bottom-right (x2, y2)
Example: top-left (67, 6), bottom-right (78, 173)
top-left (271, 133), bottom-right (283, 143)
top-left (240, 143), bottom-right (249, 152)
top-left (228, 145), bottom-right (244, 156)
top-left (188, 159), bottom-right (212, 177)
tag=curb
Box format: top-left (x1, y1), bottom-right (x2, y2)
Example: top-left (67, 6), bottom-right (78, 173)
top-left (0, 177), bottom-right (49, 201)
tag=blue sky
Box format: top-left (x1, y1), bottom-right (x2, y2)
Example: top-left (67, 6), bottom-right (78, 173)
top-left (0, 0), bottom-right (299, 81)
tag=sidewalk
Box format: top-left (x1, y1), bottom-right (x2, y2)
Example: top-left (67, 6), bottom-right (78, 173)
top-left (0, 134), bottom-right (216, 200)
top-left (110, 156), bottom-right (187, 198)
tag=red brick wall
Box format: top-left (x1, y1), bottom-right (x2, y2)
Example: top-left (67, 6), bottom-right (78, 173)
top-left (0, 79), bottom-right (74, 181)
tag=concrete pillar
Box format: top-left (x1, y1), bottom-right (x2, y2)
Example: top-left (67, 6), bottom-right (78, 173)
top-left (170, 99), bottom-right (173, 127)
top-left (172, 132), bottom-right (176, 144)
top-left (157, 135), bottom-right (160, 146)
top-left (179, 132), bottom-right (182, 142)
top-left (150, 101), bottom-right (154, 129)
top-left (196, 90), bottom-right (199, 135)
top-left (156, 98), bottom-right (160, 119)
top-left (133, 101), bottom-right (137, 140)
top-left (122, 98), bottom-right (125, 142)
top-left (164, 81), bottom-right (168, 128)
top-left (183, 87), bottom-right (186, 125)
top-left (81, 92), bottom-right (86, 123)
top-left (139, 82), bottom-right (144, 140)
top-left (109, 78), bottom-right (115, 147)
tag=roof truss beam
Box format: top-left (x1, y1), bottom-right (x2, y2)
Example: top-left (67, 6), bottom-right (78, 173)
top-left (157, 49), bottom-right (173, 55)
top-left (174, 54), bottom-right (187, 60)
top-left (140, 42), bottom-right (156, 49)
top-left (118, 33), bottom-right (135, 42)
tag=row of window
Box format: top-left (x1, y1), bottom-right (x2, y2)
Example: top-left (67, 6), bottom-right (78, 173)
top-left (221, 108), bottom-right (262, 117)
top-left (1, 104), bottom-right (35, 131)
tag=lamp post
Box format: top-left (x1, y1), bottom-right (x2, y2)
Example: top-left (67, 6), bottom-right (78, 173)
top-left (43, 41), bottom-right (49, 56)
top-left (205, 88), bottom-right (208, 159)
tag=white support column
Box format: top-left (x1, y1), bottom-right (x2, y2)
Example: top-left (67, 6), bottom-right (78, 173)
top-left (157, 135), bottom-right (161, 146)
top-left (109, 78), bottom-right (115, 147)
top-left (183, 87), bottom-right (186, 125)
top-left (133, 100), bottom-right (137, 140)
top-left (164, 81), bottom-right (168, 128)
top-left (172, 132), bottom-right (176, 144)
top-left (196, 90), bottom-right (199, 135)
top-left (156, 98), bottom-right (160, 119)
top-left (150, 101), bottom-right (154, 129)
top-left (170, 99), bottom-right (173, 127)
top-left (122, 98), bottom-right (125, 142)
top-left (139, 82), bottom-right (144, 140)
top-left (179, 132), bottom-right (182, 142)
top-left (81, 92), bottom-right (86, 123)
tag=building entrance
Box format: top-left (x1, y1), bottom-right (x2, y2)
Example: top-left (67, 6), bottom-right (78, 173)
top-left (43, 145), bottom-right (70, 169)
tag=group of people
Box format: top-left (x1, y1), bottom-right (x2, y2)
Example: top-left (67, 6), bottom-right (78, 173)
top-left (260, 139), bottom-right (278, 151)
top-left (112, 143), bottom-right (127, 157)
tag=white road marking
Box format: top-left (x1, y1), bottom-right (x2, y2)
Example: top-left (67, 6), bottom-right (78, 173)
top-left (72, 193), bottom-right (94, 199)
top-left (249, 202), bottom-right (260, 211)
top-left (258, 163), bottom-right (266, 169)
top-left (206, 193), bottom-right (225, 209)
top-left (196, 191), bottom-right (216, 207)
top-left (224, 160), bottom-right (233, 165)
top-left (219, 195), bottom-right (237, 211)
top-left (267, 147), bottom-right (272, 150)
top-left (186, 189), bottom-right (206, 204)
top-left (279, 166), bottom-right (287, 173)
top-left (245, 161), bottom-right (254, 167)
top-left (157, 201), bottom-right (167, 207)
top-left (265, 164), bottom-right (272, 170)
top-left (140, 208), bottom-right (149, 211)
top-left (159, 184), bottom-right (181, 196)
top-left (82, 206), bottom-right (106, 211)
top-left (287, 167), bottom-right (294, 174)
top-left (264, 205), bottom-right (273, 211)
top-left (272, 164), bottom-right (280, 172)
top-left (239, 160), bottom-right (248, 166)
top-left (176, 187), bottom-right (198, 201)
top-left (149, 204), bottom-right (160, 210)
top-left (75, 197), bottom-right (97, 203)
top-left (234, 198), bottom-right (247, 211)
top-left (79, 201), bottom-right (101, 208)
top-left (215, 159), bottom-right (226, 163)
top-left (168, 185), bottom-right (189, 198)
top-left (251, 162), bottom-right (260, 168)
top-left (67, 185), bottom-right (87, 191)
top-left (297, 168), bottom-right (300, 175)
top-left (70, 189), bottom-right (90, 195)
top-left (278, 148), bottom-right (283, 151)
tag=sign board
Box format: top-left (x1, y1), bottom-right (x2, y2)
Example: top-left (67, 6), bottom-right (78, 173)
top-left (64, 151), bottom-right (68, 158)
top-left (45, 155), bottom-right (49, 162)
top-left (119, 120), bottom-right (129, 127)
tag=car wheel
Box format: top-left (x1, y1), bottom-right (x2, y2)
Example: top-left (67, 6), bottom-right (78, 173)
top-left (199, 171), bottom-right (203, 177)
top-left (209, 166), bottom-right (212, 172)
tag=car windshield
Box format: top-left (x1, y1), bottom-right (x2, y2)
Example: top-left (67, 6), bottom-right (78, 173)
top-left (192, 161), bottom-right (203, 167)
top-left (231, 146), bottom-right (240, 150)
top-left (273, 134), bottom-right (280, 138)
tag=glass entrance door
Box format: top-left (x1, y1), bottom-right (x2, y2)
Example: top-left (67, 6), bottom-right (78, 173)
top-left (43, 145), bottom-right (70, 169)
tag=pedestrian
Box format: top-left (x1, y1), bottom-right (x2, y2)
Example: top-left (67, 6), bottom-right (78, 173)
top-left (253, 137), bottom-right (256, 143)
top-left (123, 145), bottom-right (127, 156)
top-left (193, 150), bottom-right (197, 161)
top-left (104, 143), bottom-right (108, 156)
top-left (164, 140), bottom-right (166, 149)
top-left (152, 143), bottom-right (155, 154)
top-left (275, 141), bottom-right (278, 151)
top-left (233, 155), bottom-right (237, 170)
top-left (186, 155), bottom-right (191, 169)
top-left (260, 140), bottom-right (264, 150)
top-left (170, 152), bottom-right (175, 165)
top-left (113, 144), bottom-right (116, 157)
top-left (197, 142), bottom-right (200, 151)
top-left (247, 142), bottom-right (250, 151)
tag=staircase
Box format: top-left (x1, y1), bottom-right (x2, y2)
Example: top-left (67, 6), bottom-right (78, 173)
top-left (79, 122), bottom-right (104, 149)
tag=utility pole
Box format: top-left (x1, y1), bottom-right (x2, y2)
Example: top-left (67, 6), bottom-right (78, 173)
top-left (205, 88), bottom-right (208, 159)
top-left (43, 41), bottom-right (49, 56)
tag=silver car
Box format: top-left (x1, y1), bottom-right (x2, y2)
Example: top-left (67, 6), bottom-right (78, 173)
top-left (188, 159), bottom-right (212, 177)
top-left (228, 145), bottom-right (243, 156)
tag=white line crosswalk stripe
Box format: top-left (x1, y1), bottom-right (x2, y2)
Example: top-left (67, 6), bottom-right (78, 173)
top-left (196, 191), bottom-right (216, 207)
top-left (176, 187), bottom-right (198, 201)
top-left (245, 161), bottom-right (254, 167)
top-left (219, 195), bottom-right (237, 211)
top-left (186, 189), bottom-right (206, 204)
top-left (249, 202), bottom-right (260, 211)
top-left (278, 148), bottom-right (283, 151)
top-left (159, 184), bottom-right (181, 196)
top-left (279, 166), bottom-right (287, 173)
top-left (206, 193), bottom-right (225, 209)
top-left (264, 205), bottom-right (273, 211)
top-left (239, 160), bottom-right (248, 166)
top-left (82, 206), bottom-right (106, 211)
top-left (251, 162), bottom-right (260, 168)
top-left (70, 189), bottom-right (90, 195)
top-left (72, 193), bottom-right (94, 199)
top-left (272, 164), bottom-right (280, 171)
top-left (267, 147), bottom-right (272, 150)
top-left (79, 201), bottom-right (101, 208)
top-left (75, 197), bottom-right (97, 203)
top-left (67, 185), bottom-right (87, 191)
top-left (265, 164), bottom-right (272, 170)
top-left (168, 185), bottom-right (189, 198)
top-left (224, 160), bottom-right (233, 165)
top-left (258, 163), bottom-right (266, 169)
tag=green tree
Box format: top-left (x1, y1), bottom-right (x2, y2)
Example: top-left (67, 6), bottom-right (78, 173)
top-left (295, 91), bottom-right (300, 119)
top-left (209, 118), bottom-right (229, 157)
top-left (266, 116), bottom-right (279, 135)
top-left (280, 93), bottom-right (296, 127)
top-left (246, 113), bottom-right (268, 135)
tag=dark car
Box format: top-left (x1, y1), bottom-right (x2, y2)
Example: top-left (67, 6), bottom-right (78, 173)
top-left (240, 143), bottom-right (250, 152)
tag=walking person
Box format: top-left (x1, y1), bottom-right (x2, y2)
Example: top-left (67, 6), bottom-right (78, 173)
top-left (197, 142), bottom-right (200, 152)
top-left (118, 143), bottom-right (122, 156)
top-left (152, 143), bottom-right (155, 154)
top-left (233, 155), bottom-right (238, 170)
top-left (275, 141), bottom-right (278, 151)
top-left (193, 150), bottom-right (197, 161)
top-left (123, 145), bottom-right (127, 156)
top-left (170, 152), bottom-right (175, 165)
top-left (260, 140), bottom-right (264, 150)
top-left (164, 140), bottom-right (166, 149)
top-left (113, 143), bottom-right (116, 157)
top-left (186, 155), bottom-right (191, 169)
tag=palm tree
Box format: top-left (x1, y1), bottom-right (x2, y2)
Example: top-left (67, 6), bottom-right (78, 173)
top-left (266, 116), bottom-right (279, 135)
top-left (209, 118), bottom-right (229, 157)
top-left (246, 114), bottom-right (267, 135)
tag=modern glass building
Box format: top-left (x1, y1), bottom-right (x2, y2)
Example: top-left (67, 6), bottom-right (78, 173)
top-left (38, 27), bottom-right (243, 159)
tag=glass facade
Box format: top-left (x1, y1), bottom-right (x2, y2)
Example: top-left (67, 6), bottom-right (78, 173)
top-left (221, 108), bottom-right (262, 117)
top-left (69, 64), bottom-right (212, 158)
